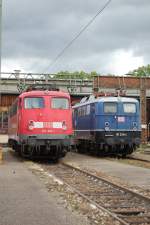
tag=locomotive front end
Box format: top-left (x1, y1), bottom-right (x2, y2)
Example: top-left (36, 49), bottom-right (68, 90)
top-left (8, 88), bottom-right (73, 160)
top-left (96, 97), bottom-right (141, 155)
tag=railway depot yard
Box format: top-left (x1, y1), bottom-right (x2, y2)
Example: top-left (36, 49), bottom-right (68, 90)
top-left (0, 135), bottom-right (150, 225)
top-left (62, 152), bottom-right (150, 191)
top-left (0, 149), bottom-right (89, 225)
top-left (2, 1), bottom-right (150, 224)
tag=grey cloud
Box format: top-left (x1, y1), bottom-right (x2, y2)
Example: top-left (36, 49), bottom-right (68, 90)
top-left (2, 0), bottom-right (150, 74)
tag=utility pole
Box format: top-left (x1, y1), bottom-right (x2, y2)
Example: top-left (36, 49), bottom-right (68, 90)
top-left (140, 77), bottom-right (147, 143)
top-left (0, 0), bottom-right (2, 72)
top-left (0, 0), bottom-right (2, 135)
top-left (0, 0), bottom-right (2, 108)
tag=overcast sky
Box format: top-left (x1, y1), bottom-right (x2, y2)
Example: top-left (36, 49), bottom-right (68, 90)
top-left (1, 0), bottom-right (150, 75)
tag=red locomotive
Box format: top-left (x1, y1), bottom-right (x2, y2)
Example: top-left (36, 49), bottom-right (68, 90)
top-left (8, 85), bottom-right (73, 160)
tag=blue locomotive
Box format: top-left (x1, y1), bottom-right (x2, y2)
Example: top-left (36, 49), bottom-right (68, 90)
top-left (73, 95), bottom-right (141, 156)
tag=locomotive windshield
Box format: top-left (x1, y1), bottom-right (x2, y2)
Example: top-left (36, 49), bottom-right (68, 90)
top-left (24, 97), bottom-right (44, 109)
top-left (104, 102), bottom-right (117, 113)
top-left (123, 103), bottom-right (136, 113)
top-left (51, 97), bottom-right (69, 109)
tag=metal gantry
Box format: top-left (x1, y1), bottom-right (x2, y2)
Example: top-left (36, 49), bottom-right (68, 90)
top-left (0, 72), bottom-right (93, 95)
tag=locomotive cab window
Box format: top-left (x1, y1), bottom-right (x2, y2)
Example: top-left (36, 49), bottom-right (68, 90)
top-left (104, 102), bottom-right (117, 113)
top-left (51, 98), bottom-right (69, 109)
top-left (24, 97), bottom-right (44, 109)
top-left (123, 103), bottom-right (136, 113)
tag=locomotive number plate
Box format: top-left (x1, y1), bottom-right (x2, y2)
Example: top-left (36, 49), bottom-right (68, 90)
top-left (33, 122), bottom-right (52, 128)
top-left (117, 117), bottom-right (125, 122)
top-left (32, 121), bottom-right (63, 129)
top-left (116, 133), bottom-right (127, 136)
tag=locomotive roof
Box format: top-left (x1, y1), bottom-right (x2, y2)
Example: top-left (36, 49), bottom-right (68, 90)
top-left (73, 96), bottom-right (138, 108)
top-left (19, 90), bottom-right (70, 98)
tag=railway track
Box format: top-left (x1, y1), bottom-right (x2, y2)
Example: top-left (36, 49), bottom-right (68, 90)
top-left (71, 151), bottom-right (150, 169)
top-left (127, 155), bottom-right (150, 163)
top-left (41, 162), bottom-right (150, 225)
top-left (104, 156), bottom-right (150, 169)
top-left (113, 155), bottom-right (150, 169)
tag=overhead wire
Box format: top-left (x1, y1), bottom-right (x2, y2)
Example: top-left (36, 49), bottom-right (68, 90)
top-left (43, 0), bottom-right (112, 73)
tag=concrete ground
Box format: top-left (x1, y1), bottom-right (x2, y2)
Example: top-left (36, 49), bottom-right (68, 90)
top-left (0, 151), bottom-right (88, 225)
top-left (63, 152), bottom-right (150, 190)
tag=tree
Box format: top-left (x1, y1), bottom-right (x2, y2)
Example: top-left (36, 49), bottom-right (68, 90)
top-left (49, 71), bottom-right (100, 80)
top-left (129, 64), bottom-right (150, 77)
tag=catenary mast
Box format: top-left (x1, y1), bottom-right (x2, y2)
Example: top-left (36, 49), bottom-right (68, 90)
top-left (0, 0), bottom-right (2, 106)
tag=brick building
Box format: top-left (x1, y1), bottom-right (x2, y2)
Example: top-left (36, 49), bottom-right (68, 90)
top-left (0, 75), bottom-right (150, 143)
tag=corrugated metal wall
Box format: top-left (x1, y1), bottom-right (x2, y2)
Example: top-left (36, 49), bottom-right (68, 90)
top-left (0, 94), bottom-right (18, 107)
top-left (0, 94), bottom-right (18, 133)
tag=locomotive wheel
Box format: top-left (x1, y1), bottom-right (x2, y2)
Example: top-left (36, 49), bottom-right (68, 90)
top-left (21, 145), bottom-right (34, 158)
top-left (52, 157), bottom-right (59, 163)
top-left (77, 144), bottom-right (86, 153)
top-left (15, 144), bottom-right (21, 153)
top-left (122, 153), bottom-right (127, 158)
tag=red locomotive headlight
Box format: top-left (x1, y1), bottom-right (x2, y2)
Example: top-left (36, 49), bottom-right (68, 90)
top-left (28, 120), bottom-right (34, 130)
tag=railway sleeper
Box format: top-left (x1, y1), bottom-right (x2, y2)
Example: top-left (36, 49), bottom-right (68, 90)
top-left (119, 215), bottom-right (150, 224)
top-left (104, 199), bottom-right (146, 205)
top-left (40, 163), bottom-right (150, 225)
top-left (101, 196), bottom-right (133, 200)
top-left (111, 208), bottom-right (145, 215)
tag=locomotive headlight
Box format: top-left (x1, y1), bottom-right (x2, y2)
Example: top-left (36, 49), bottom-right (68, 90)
top-left (105, 122), bottom-right (110, 131)
top-left (62, 121), bottom-right (67, 130)
top-left (28, 120), bottom-right (34, 130)
top-left (133, 122), bottom-right (137, 131)
top-left (105, 126), bottom-right (110, 131)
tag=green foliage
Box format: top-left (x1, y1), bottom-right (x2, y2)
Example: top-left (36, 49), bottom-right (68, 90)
top-left (129, 64), bottom-right (150, 77)
top-left (48, 71), bottom-right (100, 80)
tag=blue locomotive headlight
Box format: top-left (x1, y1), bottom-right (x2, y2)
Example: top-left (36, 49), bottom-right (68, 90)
top-left (133, 122), bottom-right (137, 131)
top-left (105, 122), bottom-right (110, 131)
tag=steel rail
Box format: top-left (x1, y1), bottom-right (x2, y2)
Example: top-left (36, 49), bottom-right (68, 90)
top-left (127, 156), bottom-right (150, 164)
top-left (26, 158), bottom-right (150, 225)
top-left (59, 178), bottom-right (129, 225)
top-left (62, 162), bottom-right (150, 202)
top-left (48, 163), bottom-right (129, 225)
top-left (54, 162), bottom-right (150, 225)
